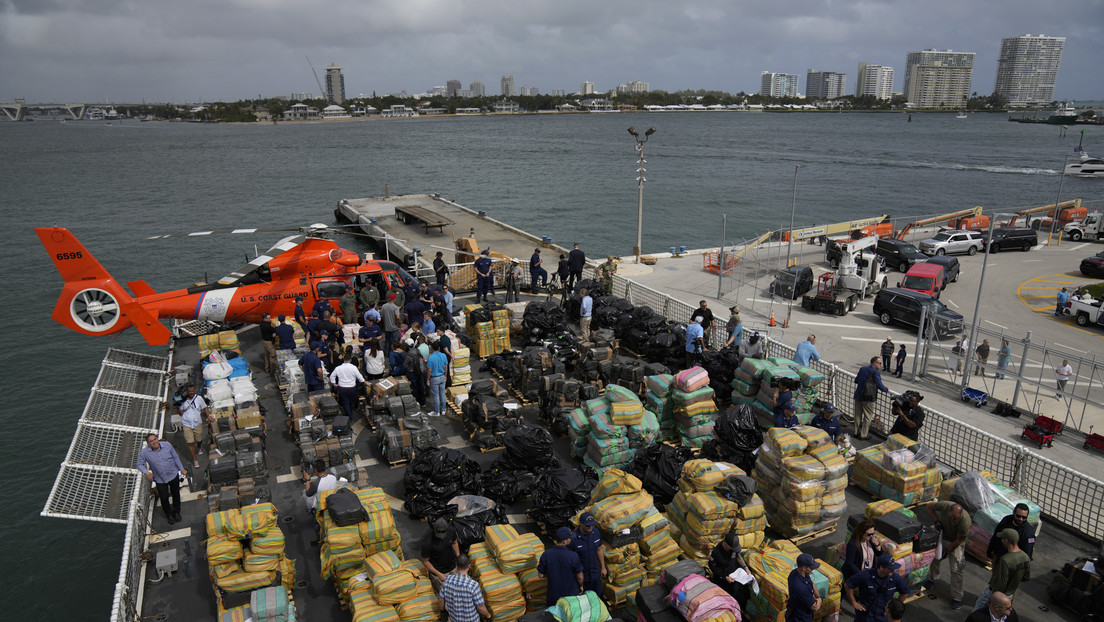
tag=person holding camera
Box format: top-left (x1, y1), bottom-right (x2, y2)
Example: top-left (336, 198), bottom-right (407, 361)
top-left (685, 316), bottom-right (705, 368)
top-left (773, 377), bottom-right (799, 428)
top-left (889, 391), bottom-right (925, 441)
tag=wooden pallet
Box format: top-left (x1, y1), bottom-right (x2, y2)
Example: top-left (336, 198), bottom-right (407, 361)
top-left (478, 444), bottom-right (505, 453)
top-left (786, 524), bottom-right (838, 546)
top-left (384, 453), bottom-right (413, 469)
top-left (620, 347), bottom-right (646, 360)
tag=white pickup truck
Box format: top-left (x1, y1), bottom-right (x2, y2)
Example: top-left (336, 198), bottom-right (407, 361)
top-left (1070, 296), bottom-right (1104, 327)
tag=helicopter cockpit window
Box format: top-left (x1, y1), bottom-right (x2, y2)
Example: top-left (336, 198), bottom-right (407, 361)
top-left (396, 267), bottom-right (420, 288)
top-left (236, 265), bottom-right (272, 286)
top-left (317, 281), bottom-right (348, 299)
top-left (386, 272), bottom-right (405, 291)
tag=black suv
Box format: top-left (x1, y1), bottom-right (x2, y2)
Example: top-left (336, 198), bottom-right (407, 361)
top-left (769, 265), bottom-right (815, 299)
top-left (876, 239), bottom-right (928, 272)
top-left (982, 227), bottom-right (1037, 252)
top-left (923, 255), bottom-right (960, 284)
top-left (872, 287), bottom-right (964, 337)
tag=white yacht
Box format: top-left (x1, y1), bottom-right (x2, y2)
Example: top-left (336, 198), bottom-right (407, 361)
top-left (1065, 152), bottom-right (1104, 177)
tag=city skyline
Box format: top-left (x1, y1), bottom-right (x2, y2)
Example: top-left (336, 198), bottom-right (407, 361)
top-left (1, 1), bottom-right (1100, 103)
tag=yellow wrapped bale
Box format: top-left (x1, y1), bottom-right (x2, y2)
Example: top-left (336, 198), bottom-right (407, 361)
top-left (768, 428), bottom-right (808, 457)
top-left (206, 509), bottom-right (248, 540)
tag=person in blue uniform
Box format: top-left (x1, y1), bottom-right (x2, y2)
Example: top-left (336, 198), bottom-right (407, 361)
top-left (537, 527), bottom-right (583, 606)
top-left (773, 377), bottom-right (799, 428)
top-left (708, 533), bottom-right (750, 609)
top-left (786, 553), bottom-right (822, 622)
top-left (474, 250), bottom-right (495, 302)
top-left (294, 296), bottom-right (309, 335)
top-left (570, 512), bottom-right (606, 594)
top-left (530, 248), bottom-right (548, 292)
top-left (274, 314), bottom-right (296, 350)
top-left (810, 403), bottom-right (841, 441)
top-left (313, 297), bottom-right (333, 321)
top-left (844, 554), bottom-right (911, 622)
top-left (299, 342), bottom-right (325, 392)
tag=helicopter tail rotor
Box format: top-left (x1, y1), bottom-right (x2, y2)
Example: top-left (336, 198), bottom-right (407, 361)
top-left (36, 227), bottom-right (172, 345)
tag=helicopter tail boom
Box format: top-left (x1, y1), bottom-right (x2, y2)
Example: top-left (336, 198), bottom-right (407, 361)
top-left (36, 227), bottom-right (172, 345)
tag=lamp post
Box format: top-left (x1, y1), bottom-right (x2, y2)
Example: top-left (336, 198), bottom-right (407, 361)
top-left (628, 126), bottom-right (656, 263)
top-left (786, 165), bottom-right (803, 269)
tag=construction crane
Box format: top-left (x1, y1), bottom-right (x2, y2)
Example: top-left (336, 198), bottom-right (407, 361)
top-left (783, 214), bottom-right (891, 243)
top-left (306, 56), bottom-right (326, 101)
top-left (1008, 198), bottom-right (1085, 230)
top-left (895, 206), bottom-right (984, 240)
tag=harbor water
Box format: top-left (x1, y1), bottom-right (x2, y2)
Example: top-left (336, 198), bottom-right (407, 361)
top-left (0, 112), bottom-right (1098, 619)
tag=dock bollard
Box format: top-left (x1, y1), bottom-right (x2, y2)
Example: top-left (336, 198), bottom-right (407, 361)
top-left (669, 246), bottom-right (677, 255)
top-left (679, 245), bottom-right (686, 254)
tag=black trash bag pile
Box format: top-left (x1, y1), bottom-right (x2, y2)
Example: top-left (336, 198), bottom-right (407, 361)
top-left (644, 331), bottom-right (685, 369)
top-left (483, 424), bottom-right (561, 504)
top-left (564, 279), bottom-right (608, 319)
top-left (521, 300), bottom-right (571, 344)
top-left (701, 347), bottom-right (741, 402)
top-left (468, 378), bottom-right (511, 400)
top-left (628, 443), bottom-right (696, 510)
top-left (403, 447), bottom-right (483, 518)
top-left (438, 495), bottom-right (509, 549)
top-left (700, 403), bottom-right (763, 473)
top-left (528, 467), bottom-right (598, 532)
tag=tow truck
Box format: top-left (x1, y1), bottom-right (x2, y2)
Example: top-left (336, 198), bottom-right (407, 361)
top-left (1064, 212), bottom-right (1104, 241)
top-left (802, 235), bottom-right (888, 315)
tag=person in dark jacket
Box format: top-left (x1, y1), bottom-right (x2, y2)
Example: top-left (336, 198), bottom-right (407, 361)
top-left (692, 300), bottom-right (715, 348)
top-left (810, 403), bottom-right (841, 441)
top-left (433, 251), bottom-right (450, 285)
top-left (786, 554), bottom-right (822, 622)
top-left (888, 391), bottom-right (925, 441)
top-left (567, 243), bottom-right (586, 289)
top-left (881, 337), bottom-right (894, 370)
top-left (985, 504), bottom-right (1036, 562)
top-left (964, 591), bottom-right (1018, 622)
top-left (843, 519), bottom-right (885, 580)
top-left (388, 342), bottom-right (407, 376)
top-left (894, 344), bottom-right (907, 378)
top-left (845, 554), bottom-right (911, 622)
top-left (853, 357), bottom-right (889, 440)
top-left (556, 254), bottom-right (570, 288)
top-left (537, 527), bottom-right (583, 606)
top-left (708, 533), bottom-right (750, 608)
top-left (569, 512), bottom-right (606, 594)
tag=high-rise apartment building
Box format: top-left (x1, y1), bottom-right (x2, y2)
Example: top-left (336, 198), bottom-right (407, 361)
top-left (519, 86), bottom-right (539, 96)
top-left (551, 89), bottom-right (565, 97)
top-left (806, 70), bottom-right (847, 99)
top-left (446, 80), bottom-right (462, 97)
top-left (994, 34), bottom-right (1065, 107)
top-left (325, 64), bottom-right (345, 103)
top-left (501, 75), bottom-right (516, 97)
top-left (761, 72), bottom-right (798, 98)
top-left (470, 81), bottom-right (485, 97)
top-left (580, 81), bottom-right (595, 95)
top-left (855, 62), bottom-right (895, 99)
top-left (903, 49), bottom-right (974, 109)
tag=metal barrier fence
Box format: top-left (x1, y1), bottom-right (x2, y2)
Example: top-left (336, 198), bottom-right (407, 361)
top-left (113, 486), bottom-right (152, 622)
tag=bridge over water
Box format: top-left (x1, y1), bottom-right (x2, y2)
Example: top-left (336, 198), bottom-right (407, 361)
top-left (0, 101), bottom-right (149, 121)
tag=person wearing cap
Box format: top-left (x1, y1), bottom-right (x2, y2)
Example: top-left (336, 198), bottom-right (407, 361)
top-left (786, 553), bottom-right (822, 622)
top-left (530, 248), bottom-right (548, 292)
top-left (178, 383), bottom-right (212, 469)
top-left (986, 503), bottom-right (1036, 563)
top-left (599, 256), bottom-right (617, 293)
top-left (294, 295), bottom-right (309, 336)
top-left (844, 554), bottom-right (911, 622)
top-left (504, 258), bottom-right (523, 303)
top-left (358, 315), bottom-right (383, 351)
top-left (974, 529), bottom-right (1030, 612)
top-left (306, 311), bottom-right (322, 343)
top-left (894, 343), bottom-right (907, 378)
top-left (773, 377), bottom-right (799, 428)
top-left (570, 512), bottom-right (606, 594)
top-left (421, 517), bottom-right (460, 592)
top-left (299, 341), bottom-right (326, 392)
top-left (965, 591), bottom-right (1019, 622)
top-left (724, 307), bottom-right (744, 349)
top-left (537, 527), bottom-right (584, 605)
top-left (474, 249), bottom-right (495, 302)
top-left (358, 278), bottom-right (381, 312)
top-left (274, 314), bottom-right (296, 350)
top-left (339, 285), bottom-right (357, 324)
top-left (708, 533), bottom-right (750, 608)
top-left (439, 554), bottom-right (490, 622)
top-left (810, 403), bottom-right (841, 441)
top-left (889, 391), bottom-right (925, 441)
top-left (404, 295), bottom-right (426, 332)
top-left (567, 243), bottom-right (586, 290)
top-left (924, 501), bottom-right (971, 609)
top-left (739, 332), bottom-right (765, 361)
top-left (686, 315), bottom-right (705, 368)
top-left (433, 251), bottom-right (450, 286)
top-left (793, 335), bottom-right (821, 367)
top-left (312, 296), bottom-right (333, 321)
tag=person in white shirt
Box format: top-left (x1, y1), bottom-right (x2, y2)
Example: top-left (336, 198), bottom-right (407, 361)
top-left (330, 354), bottom-right (366, 420)
top-left (178, 384), bottom-right (212, 469)
top-left (304, 459), bottom-right (338, 518)
top-left (363, 342), bottom-right (387, 380)
top-left (1055, 360), bottom-right (1073, 399)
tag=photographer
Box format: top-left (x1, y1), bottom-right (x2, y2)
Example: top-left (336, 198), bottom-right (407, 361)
top-left (685, 316), bottom-right (705, 368)
top-left (889, 391), bottom-right (925, 442)
top-left (773, 377), bottom-right (799, 428)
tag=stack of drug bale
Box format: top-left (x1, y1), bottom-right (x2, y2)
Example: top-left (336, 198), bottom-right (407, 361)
top-left (491, 307), bottom-right (513, 354)
top-left (642, 373), bottom-right (677, 441)
top-left (628, 443), bottom-right (696, 511)
top-left (539, 376), bottom-right (598, 438)
top-left (461, 386), bottom-right (523, 451)
top-left (940, 471), bottom-right (1043, 563)
top-left (296, 418), bottom-right (355, 472)
top-left (452, 344), bottom-right (472, 385)
top-left (670, 366), bottom-right (719, 448)
top-left (606, 359), bottom-right (659, 395)
top-left (316, 487), bottom-right (408, 618)
top-left (206, 503), bottom-right (296, 606)
top-left (520, 300), bottom-right (570, 344)
top-left (513, 345), bottom-right (562, 402)
top-left (483, 423), bottom-right (559, 504)
top-left (760, 357), bottom-right (825, 419)
top-left (379, 412), bottom-right (438, 466)
top-left (482, 524), bottom-right (544, 619)
top-left (573, 469), bottom-right (662, 605)
top-left (574, 342), bottom-right (615, 384)
top-left (744, 540), bottom-right (842, 622)
top-left (753, 426), bottom-right (849, 538)
top-left (730, 357), bottom-right (773, 426)
top-left (529, 467), bottom-right (598, 533)
top-left (403, 447), bottom-right (484, 520)
top-left (344, 549), bottom-right (434, 622)
top-left (466, 304), bottom-right (498, 358)
top-left (851, 433), bottom-right (943, 506)
top-left (579, 385), bottom-right (657, 475)
top-left (666, 459), bottom-right (766, 562)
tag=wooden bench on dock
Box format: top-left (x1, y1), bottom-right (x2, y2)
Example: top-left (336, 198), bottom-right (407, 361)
top-left (395, 204), bottom-right (454, 234)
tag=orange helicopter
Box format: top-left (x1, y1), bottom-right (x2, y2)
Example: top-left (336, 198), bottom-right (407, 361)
top-left (36, 225), bottom-right (424, 346)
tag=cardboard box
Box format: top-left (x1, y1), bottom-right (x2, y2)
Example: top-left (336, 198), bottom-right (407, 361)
top-left (237, 411), bottom-right (263, 429)
top-left (374, 378), bottom-right (397, 397)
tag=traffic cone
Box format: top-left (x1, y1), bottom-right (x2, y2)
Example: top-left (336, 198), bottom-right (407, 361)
top-left (769, 310), bottom-right (776, 326)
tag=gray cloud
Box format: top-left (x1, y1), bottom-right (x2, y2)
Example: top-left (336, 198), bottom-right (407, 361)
top-left (1, 0), bottom-right (1100, 102)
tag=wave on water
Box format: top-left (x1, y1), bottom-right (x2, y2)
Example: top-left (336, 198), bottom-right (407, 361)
top-left (907, 161), bottom-right (1061, 175)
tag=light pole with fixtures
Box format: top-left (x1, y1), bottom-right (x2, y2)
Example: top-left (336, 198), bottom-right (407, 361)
top-left (628, 126), bottom-right (656, 263)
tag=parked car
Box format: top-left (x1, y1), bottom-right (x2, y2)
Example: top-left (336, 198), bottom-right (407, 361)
top-left (982, 227), bottom-right (1037, 253)
top-left (924, 255), bottom-right (961, 284)
top-left (898, 262), bottom-right (947, 298)
top-left (872, 287), bottom-right (964, 337)
top-left (1081, 251), bottom-right (1104, 278)
top-left (876, 239), bottom-right (928, 272)
top-left (918, 230), bottom-right (984, 256)
top-left (769, 265), bottom-right (815, 300)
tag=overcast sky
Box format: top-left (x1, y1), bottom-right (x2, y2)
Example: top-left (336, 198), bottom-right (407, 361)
top-left (1, 0), bottom-right (1101, 103)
